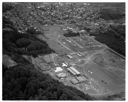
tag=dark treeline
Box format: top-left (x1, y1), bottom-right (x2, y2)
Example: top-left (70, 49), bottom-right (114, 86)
top-left (3, 18), bottom-right (54, 57)
top-left (3, 64), bottom-right (94, 100)
top-left (90, 24), bottom-right (125, 56)
top-left (96, 3), bottom-right (125, 20)
top-left (63, 30), bottom-right (80, 37)
top-left (100, 8), bottom-right (125, 20)
top-left (90, 3), bottom-right (125, 56)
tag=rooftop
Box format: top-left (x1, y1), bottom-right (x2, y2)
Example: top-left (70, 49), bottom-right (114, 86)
top-left (55, 67), bottom-right (63, 73)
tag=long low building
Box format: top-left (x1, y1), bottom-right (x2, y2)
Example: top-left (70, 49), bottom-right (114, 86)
top-left (67, 68), bottom-right (77, 75)
top-left (67, 66), bottom-right (81, 75)
top-left (70, 66), bottom-right (80, 75)
top-left (76, 76), bottom-right (87, 82)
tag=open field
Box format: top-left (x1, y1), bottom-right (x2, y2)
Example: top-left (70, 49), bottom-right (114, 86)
top-left (47, 39), bottom-right (72, 54)
top-left (84, 61), bottom-right (124, 93)
top-left (39, 24), bottom-right (125, 96)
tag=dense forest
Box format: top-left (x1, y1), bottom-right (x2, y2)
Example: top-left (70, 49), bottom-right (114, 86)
top-left (89, 3), bottom-right (125, 55)
top-left (3, 64), bottom-right (94, 100)
top-left (3, 25), bottom-right (54, 57)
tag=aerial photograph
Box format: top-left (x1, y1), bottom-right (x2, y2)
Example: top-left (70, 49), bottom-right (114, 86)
top-left (2, 2), bottom-right (125, 100)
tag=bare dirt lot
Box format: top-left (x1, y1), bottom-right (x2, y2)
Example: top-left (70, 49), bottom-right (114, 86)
top-left (37, 24), bottom-right (125, 96)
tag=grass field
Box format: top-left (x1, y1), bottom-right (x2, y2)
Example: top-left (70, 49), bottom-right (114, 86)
top-left (47, 39), bottom-right (72, 55)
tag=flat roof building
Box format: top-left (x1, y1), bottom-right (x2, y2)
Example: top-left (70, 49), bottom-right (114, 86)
top-left (55, 67), bottom-right (63, 73)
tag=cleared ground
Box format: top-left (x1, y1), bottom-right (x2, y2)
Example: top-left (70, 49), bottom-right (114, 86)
top-left (38, 24), bottom-right (125, 96)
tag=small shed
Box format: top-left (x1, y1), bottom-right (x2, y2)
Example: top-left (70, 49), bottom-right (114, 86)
top-left (76, 76), bottom-right (86, 82)
top-left (70, 77), bottom-right (79, 84)
top-left (56, 72), bottom-right (67, 78)
top-left (62, 63), bottom-right (67, 67)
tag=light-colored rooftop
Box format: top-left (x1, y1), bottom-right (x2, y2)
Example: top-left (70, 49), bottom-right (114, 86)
top-left (55, 67), bottom-right (63, 73)
top-left (67, 68), bottom-right (77, 75)
top-left (70, 66), bottom-right (80, 75)
top-left (67, 55), bottom-right (73, 58)
top-left (62, 63), bottom-right (67, 67)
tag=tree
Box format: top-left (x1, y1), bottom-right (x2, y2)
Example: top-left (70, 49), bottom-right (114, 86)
top-left (3, 64), bottom-right (94, 100)
top-left (16, 38), bottom-right (31, 48)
